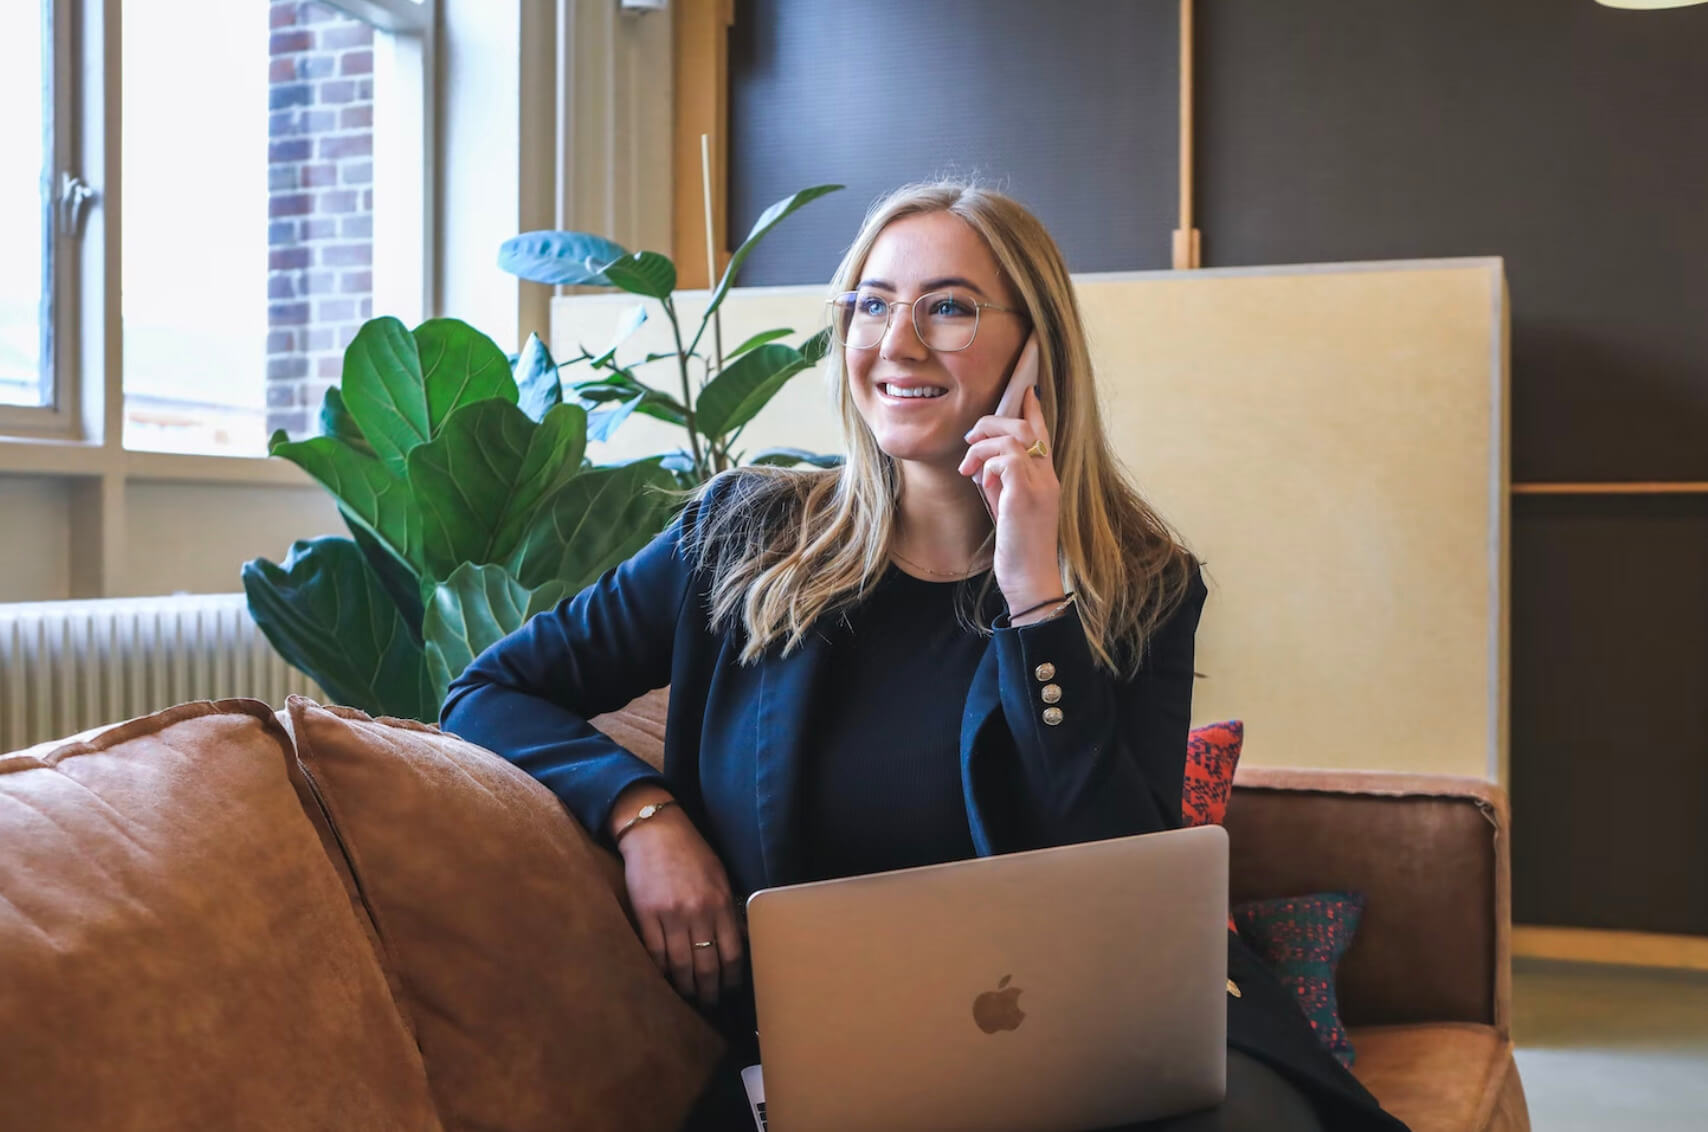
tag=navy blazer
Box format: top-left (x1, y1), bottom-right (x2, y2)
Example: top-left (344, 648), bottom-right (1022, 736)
top-left (442, 473), bottom-right (1204, 894)
top-left (440, 473), bottom-right (1400, 1128)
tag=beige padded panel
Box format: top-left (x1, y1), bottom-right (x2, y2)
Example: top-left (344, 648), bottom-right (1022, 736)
top-left (553, 258), bottom-right (1509, 781)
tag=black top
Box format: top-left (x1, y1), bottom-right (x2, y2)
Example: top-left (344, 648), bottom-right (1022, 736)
top-left (796, 565), bottom-right (991, 884)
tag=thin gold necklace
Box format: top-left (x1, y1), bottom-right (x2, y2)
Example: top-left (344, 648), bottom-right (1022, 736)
top-left (890, 544), bottom-right (990, 580)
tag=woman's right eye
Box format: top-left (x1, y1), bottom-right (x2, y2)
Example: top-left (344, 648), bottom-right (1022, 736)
top-left (855, 295), bottom-right (889, 317)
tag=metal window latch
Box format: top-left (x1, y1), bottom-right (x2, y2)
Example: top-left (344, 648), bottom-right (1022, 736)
top-left (57, 172), bottom-right (96, 237)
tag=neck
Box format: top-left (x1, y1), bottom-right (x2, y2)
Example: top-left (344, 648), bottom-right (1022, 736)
top-left (890, 459), bottom-right (993, 573)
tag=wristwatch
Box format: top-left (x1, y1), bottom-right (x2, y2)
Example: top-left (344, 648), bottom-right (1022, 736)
top-left (613, 798), bottom-right (678, 844)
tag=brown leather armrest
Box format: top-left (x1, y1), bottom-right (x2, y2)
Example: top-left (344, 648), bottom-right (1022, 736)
top-left (1225, 767), bottom-right (1511, 1036)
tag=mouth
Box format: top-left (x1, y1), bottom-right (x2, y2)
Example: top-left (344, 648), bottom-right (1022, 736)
top-left (877, 382), bottom-right (949, 401)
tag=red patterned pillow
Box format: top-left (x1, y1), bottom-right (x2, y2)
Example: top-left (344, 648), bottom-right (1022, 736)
top-left (1232, 892), bottom-right (1366, 1066)
top-left (1182, 721), bottom-right (1244, 932)
top-left (1183, 720), bottom-right (1243, 827)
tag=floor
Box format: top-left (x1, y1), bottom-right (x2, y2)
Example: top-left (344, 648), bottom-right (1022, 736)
top-left (1511, 959), bottom-right (1708, 1130)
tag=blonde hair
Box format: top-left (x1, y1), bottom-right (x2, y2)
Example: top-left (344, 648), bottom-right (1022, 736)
top-left (680, 180), bottom-right (1197, 678)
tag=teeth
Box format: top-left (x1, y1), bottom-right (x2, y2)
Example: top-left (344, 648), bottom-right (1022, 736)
top-left (882, 383), bottom-right (946, 399)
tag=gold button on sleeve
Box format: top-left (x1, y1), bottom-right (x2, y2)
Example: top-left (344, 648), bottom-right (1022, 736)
top-left (1034, 662), bottom-right (1056, 682)
top-left (1041, 706), bottom-right (1063, 726)
top-left (1040, 683), bottom-right (1062, 704)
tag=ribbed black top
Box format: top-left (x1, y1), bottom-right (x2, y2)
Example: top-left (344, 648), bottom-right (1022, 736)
top-left (795, 564), bottom-right (992, 884)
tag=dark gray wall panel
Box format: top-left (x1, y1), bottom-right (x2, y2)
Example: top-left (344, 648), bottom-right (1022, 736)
top-left (1511, 498), bottom-right (1708, 935)
top-left (1197, 0), bottom-right (1708, 482)
top-left (728, 2), bottom-right (1708, 937)
top-left (727, 0), bottom-right (1178, 285)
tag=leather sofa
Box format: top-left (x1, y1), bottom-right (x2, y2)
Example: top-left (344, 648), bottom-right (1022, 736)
top-left (0, 690), bottom-right (1526, 1131)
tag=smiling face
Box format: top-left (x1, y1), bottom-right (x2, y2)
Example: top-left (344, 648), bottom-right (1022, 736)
top-left (844, 211), bottom-right (1029, 471)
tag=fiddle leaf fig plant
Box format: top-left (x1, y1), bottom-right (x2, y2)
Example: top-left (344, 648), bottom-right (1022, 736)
top-left (246, 184), bottom-right (843, 720)
top-left (245, 316), bottom-right (676, 721)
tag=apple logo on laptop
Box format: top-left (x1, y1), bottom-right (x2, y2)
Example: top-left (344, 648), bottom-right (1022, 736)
top-left (972, 974), bottom-right (1025, 1033)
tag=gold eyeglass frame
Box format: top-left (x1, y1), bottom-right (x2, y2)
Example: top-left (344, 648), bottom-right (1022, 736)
top-left (826, 289), bottom-right (1025, 353)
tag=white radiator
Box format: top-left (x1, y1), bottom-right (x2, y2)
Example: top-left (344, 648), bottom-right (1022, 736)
top-left (0, 593), bottom-right (323, 754)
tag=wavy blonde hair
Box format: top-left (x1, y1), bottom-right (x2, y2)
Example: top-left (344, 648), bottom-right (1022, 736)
top-left (680, 181), bottom-right (1197, 678)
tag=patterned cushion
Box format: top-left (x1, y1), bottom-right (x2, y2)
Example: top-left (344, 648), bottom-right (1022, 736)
top-left (1183, 720), bottom-right (1243, 827)
top-left (1232, 892), bottom-right (1366, 1066)
top-left (1181, 721), bottom-right (1244, 931)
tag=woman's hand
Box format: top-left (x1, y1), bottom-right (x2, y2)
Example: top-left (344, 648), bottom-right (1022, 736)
top-left (611, 788), bottom-right (745, 1008)
top-left (959, 383), bottom-right (1064, 615)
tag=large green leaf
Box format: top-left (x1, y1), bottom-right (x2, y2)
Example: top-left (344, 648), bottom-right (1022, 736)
top-left (242, 536), bottom-right (438, 721)
top-left (415, 318), bottom-right (519, 433)
top-left (270, 429), bottom-right (422, 571)
top-left (407, 400), bottom-right (588, 581)
top-left (421, 564), bottom-right (570, 704)
top-left (599, 251), bottom-right (677, 299)
top-left (514, 332), bottom-right (561, 422)
top-left (499, 230), bottom-right (629, 285)
top-left (695, 185), bottom-right (842, 346)
top-left (693, 342), bottom-right (818, 439)
top-left (508, 459), bottom-right (678, 592)
top-left (338, 317), bottom-right (518, 477)
top-left (338, 317), bottom-right (425, 475)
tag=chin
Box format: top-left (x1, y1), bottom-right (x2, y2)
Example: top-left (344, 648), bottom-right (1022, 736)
top-left (879, 440), bottom-right (958, 470)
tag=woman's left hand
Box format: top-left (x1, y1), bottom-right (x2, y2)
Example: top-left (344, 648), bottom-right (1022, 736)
top-left (959, 384), bottom-right (1063, 613)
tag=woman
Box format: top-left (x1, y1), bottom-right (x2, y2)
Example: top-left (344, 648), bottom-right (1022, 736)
top-left (441, 182), bottom-right (1404, 1131)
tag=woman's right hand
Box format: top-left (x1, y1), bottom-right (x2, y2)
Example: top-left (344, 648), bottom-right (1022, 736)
top-left (610, 787), bottom-right (746, 1008)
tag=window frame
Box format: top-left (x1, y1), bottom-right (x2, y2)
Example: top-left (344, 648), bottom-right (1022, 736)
top-left (0, 0), bottom-right (78, 436)
top-left (0, 0), bottom-right (440, 458)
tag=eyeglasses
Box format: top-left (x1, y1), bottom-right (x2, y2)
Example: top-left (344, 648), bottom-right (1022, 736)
top-left (826, 288), bottom-right (1023, 352)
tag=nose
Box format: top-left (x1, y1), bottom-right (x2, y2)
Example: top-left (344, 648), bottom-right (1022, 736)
top-left (878, 299), bottom-right (929, 361)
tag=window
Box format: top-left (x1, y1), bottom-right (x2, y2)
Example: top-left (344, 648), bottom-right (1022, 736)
top-left (0, 0), bottom-right (54, 415)
top-left (120, 0), bottom-right (431, 456)
top-left (0, 1), bottom-right (433, 454)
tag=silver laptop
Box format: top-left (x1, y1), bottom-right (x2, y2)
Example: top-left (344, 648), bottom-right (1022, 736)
top-left (745, 824), bottom-right (1229, 1132)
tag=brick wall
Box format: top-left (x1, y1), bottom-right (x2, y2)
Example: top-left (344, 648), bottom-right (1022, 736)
top-left (267, 1), bottom-right (375, 438)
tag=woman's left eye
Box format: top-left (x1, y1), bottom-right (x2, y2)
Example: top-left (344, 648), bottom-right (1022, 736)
top-left (930, 297), bottom-right (974, 317)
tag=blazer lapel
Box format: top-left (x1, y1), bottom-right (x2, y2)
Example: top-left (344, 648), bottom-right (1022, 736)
top-left (752, 628), bottom-right (834, 888)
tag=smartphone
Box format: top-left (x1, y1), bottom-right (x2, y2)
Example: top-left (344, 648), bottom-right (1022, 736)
top-left (974, 333), bottom-right (1041, 522)
top-left (995, 333), bottom-right (1040, 419)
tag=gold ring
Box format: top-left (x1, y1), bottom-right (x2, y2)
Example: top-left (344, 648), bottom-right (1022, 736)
top-left (692, 940), bottom-right (716, 950)
top-left (1025, 439), bottom-right (1048, 459)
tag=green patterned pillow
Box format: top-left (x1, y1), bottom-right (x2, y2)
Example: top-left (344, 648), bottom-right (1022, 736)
top-left (1232, 891), bottom-right (1365, 1066)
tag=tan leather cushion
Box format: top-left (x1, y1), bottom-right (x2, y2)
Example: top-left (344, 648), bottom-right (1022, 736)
top-left (1350, 1023), bottom-right (1531, 1132)
top-left (286, 696), bottom-right (723, 1132)
top-left (588, 685), bottom-right (670, 771)
top-left (0, 700), bottom-right (442, 1131)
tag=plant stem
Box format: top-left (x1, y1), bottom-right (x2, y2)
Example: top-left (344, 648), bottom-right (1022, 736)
top-left (698, 355), bottom-right (730, 473)
top-left (662, 296), bottom-right (706, 475)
